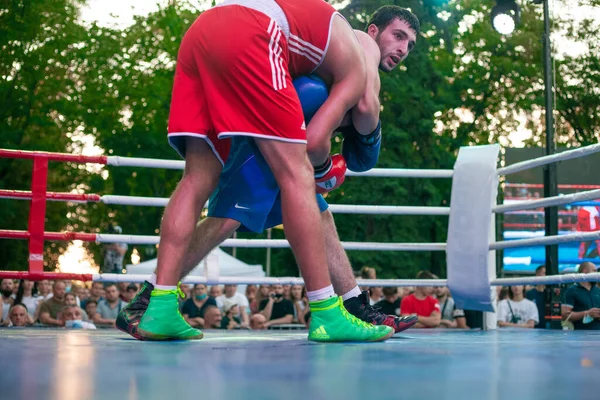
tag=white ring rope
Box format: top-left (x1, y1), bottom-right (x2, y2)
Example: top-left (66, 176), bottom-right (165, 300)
top-left (107, 156), bottom-right (185, 170)
top-left (494, 189), bottom-right (600, 213)
top-left (492, 273), bottom-right (600, 286)
top-left (102, 195), bottom-right (170, 207)
top-left (99, 229), bottom-right (600, 252)
top-left (490, 230), bottom-right (600, 250)
top-left (96, 234), bottom-right (447, 251)
top-left (327, 205), bottom-right (449, 216)
top-left (100, 196), bottom-right (451, 215)
top-left (90, 273), bottom-right (600, 286)
top-left (497, 143), bottom-right (600, 176)
top-left (107, 155), bottom-right (453, 178)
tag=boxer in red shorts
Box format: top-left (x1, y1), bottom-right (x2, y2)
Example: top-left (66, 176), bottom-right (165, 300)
top-left (135, 0), bottom-right (396, 342)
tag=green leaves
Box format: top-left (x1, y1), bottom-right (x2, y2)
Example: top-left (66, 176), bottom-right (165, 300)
top-left (2, 0), bottom-right (598, 278)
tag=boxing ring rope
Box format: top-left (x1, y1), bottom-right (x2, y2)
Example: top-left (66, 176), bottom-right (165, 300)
top-left (496, 142), bottom-right (600, 176)
top-left (2, 144), bottom-right (600, 302)
top-left (0, 190), bottom-right (451, 215)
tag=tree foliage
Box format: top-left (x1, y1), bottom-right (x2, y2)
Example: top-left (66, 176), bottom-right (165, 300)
top-left (1, 0), bottom-right (599, 279)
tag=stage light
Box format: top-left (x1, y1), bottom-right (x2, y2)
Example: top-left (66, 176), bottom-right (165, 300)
top-left (491, 0), bottom-right (521, 35)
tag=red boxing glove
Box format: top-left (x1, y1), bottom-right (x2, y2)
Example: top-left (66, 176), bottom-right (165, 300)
top-left (314, 154), bottom-right (347, 194)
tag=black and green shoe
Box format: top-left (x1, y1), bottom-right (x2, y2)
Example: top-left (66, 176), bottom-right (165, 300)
top-left (115, 280), bottom-right (153, 339)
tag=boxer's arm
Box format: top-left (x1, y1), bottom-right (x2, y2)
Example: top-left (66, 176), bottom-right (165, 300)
top-left (307, 17), bottom-right (367, 166)
top-left (352, 31), bottom-right (382, 135)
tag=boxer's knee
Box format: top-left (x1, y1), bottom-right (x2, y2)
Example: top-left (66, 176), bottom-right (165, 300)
top-left (255, 139), bottom-right (313, 192)
top-left (183, 137), bottom-right (222, 185)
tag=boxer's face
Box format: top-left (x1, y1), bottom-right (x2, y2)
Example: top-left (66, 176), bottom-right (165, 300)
top-left (369, 18), bottom-right (417, 72)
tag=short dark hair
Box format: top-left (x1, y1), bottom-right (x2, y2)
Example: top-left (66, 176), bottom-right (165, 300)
top-left (416, 270), bottom-right (435, 280)
top-left (382, 287), bottom-right (398, 297)
top-left (366, 6), bottom-right (420, 36)
top-left (535, 265), bottom-right (546, 275)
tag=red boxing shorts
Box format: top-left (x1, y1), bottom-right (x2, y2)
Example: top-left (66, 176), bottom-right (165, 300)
top-left (167, 4), bottom-right (306, 165)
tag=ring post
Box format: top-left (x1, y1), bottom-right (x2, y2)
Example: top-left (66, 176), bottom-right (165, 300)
top-left (446, 145), bottom-right (500, 316)
top-left (28, 156), bottom-right (49, 274)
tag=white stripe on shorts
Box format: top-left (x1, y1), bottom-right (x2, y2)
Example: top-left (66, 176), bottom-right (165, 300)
top-left (268, 20), bottom-right (286, 91)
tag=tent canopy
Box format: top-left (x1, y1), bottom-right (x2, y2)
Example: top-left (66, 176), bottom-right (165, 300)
top-left (126, 248), bottom-right (264, 292)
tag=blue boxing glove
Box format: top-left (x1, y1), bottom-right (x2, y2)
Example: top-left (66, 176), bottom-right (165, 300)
top-left (340, 121), bottom-right (382, 172)
top-left (293, 75), bottom-right (329, 123)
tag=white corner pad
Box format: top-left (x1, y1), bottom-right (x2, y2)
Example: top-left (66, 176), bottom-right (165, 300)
top-left (446, 144), bottom-right (500, 313)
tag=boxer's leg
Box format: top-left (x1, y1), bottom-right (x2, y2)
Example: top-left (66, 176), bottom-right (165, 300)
top-left (179, 217), bottom-right (241, 279)
top-left (135, 138), bottom-right (221, 341)
top-left (254, 138), bottom-right (332, 291)
top-left (155, 138), bottom-right (222, 286)
top-left (321, 209), bottom-right (418, 333)
top-left (321, 209), bottom-right (358, 296)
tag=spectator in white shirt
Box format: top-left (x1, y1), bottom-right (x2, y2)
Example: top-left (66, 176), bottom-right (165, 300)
top-left (497, 285), bottom-right (539, 328)
top-left (217, 285), bottom-right (249, 327)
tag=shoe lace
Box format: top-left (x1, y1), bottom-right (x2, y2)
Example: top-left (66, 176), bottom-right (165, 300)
top-left (176, 282), bottom-right (185, 299)
top-left (339, 299), bottom-right (374, 329)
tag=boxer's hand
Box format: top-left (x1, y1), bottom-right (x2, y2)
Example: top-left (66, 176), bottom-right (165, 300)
top-left (340, 120), bottom-right (381, 172)
top-left (314, 154), bottom-right (346, 194)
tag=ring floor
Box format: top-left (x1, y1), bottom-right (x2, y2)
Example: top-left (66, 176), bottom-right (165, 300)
top-left (1, 328), bottom-right (598, 400)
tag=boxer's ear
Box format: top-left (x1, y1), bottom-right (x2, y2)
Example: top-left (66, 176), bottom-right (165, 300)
top-left (366, 24), bottom-right (379, 39)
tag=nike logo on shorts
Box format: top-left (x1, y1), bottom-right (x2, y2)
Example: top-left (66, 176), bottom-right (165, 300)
top-left (234, 203), bottom-right (250, 210)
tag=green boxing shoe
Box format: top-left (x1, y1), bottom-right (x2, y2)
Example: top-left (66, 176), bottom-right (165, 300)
top-left (137, 287), bottom-right (204, 341)
top-left (308, 296), bottom-right (394, 342)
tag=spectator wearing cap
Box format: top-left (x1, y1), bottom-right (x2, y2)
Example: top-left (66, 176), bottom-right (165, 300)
top-left (221, 303), bottom-right (242, 330)
top-left (102, 225), bottom-right (128, 274)
top-left (400, 271), bottom-right (441, 328)
top-left (561, 262), bottom-right (600, 330)
top-left (217, 285), bottom-right (249, 327)
top-left (38, 281), bottom-right (67, 327)
top-left (181, 284), bottom-right (217, 328)
top-left (259, 284), bottom-right (294, 327)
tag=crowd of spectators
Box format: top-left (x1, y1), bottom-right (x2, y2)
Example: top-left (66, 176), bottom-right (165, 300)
top-left (2, 262), bottom-right (599, 331)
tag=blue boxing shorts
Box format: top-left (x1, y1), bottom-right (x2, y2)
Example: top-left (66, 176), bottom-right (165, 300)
top-left (207, 75), bottom-right (330, 233)
top-left (207, 136), bottom-right (329, 233)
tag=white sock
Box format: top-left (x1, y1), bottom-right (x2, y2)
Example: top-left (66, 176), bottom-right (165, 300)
top-left (154, 284), bottom-right (176, 291)
top-left (341, 286), bottom-right (362, 302)
top-left (307, 284), bottom-right (335, 302)
top-left (149, 273), bottom-right (157, 285)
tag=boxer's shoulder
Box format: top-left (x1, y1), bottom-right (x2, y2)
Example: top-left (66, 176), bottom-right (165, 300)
top-left (353, 30), bottom-right (381, 65)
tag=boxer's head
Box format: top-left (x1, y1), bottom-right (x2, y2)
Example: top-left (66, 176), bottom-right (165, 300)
top-left (366, 6), bottom-right (420, 72)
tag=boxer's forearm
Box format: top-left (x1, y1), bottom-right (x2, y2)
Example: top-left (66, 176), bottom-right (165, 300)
top-left (352, 94), bottom-right (380, 135)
